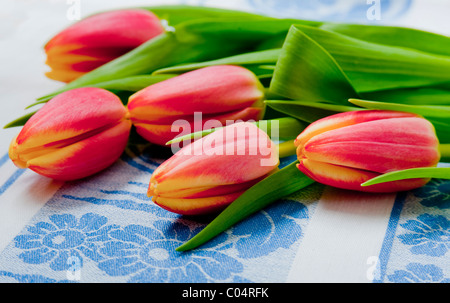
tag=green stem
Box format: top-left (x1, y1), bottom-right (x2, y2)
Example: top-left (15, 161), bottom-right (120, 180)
top-left (440, 144), bottom-right (450, 160)
top-left (278, 140), bottom-right (297, 158)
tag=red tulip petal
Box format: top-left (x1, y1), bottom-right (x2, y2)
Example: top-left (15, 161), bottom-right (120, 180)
top-left (298, 117), bottom-right (440, 173)
top-left (295, 110), bottom-right (418, 148)
top-left (152, 190), bottom-right (246, 216)
top-left (45, 9), bottom-right (164, 51)
top-left (127, 65), bottom-right (265, 122)
top-left (132, 107), bottom-right (264, 146)
top-left (27, 119), bottom-right (131, 180)
top-left (150, 122), bottom-right (278, 194)
top-left (15, 87), bottom-right (127, 151)
top-left (44, 9), bottom-right (164, 82)
top-left (298, 159), bottom-right (429, 193)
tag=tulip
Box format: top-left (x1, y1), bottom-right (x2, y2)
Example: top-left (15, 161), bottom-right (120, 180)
top-left (127, 65), bottom-right (265, 146)
top-left (45, 9), bottom-right (165, 83)
top-left (9, 87), bottom-right (132, 180)
top-left (148, 122), bottom-right (279, 215)
top-left (295, 110), bottom-right (440, 193)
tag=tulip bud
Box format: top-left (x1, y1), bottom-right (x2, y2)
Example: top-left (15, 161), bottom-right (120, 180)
top-left (295, 110), bottom-right (440, 193)
top-left (148, 122), bottom-right (279, 215)
top-left (127, 65), bottom-right (265, 146)
top-left (9, 87), bottom-right (132, 181)
top-left (45, 9), bottom-right (165, 83)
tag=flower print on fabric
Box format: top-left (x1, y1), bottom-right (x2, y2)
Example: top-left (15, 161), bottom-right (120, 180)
top-left (97, 219), bottom-right (243, 282)
top-left (231, 199), bottom-right (309, 258)
top-left (413, 179), bottom-right (450, 209)
top-left (9, 198), bottom-right (310, 282)
top-left (13, 213), bottom-right (114, 271)
top-left (397, 214), bottom-right (450, 257)
top-left (387, 263), bottom-right (450, 283)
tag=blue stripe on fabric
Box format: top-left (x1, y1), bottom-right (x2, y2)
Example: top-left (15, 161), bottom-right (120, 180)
top-left (0, 169), bottom-right (26, 195)
top-left (0, 152), bottom-right (27, 196)
top-left (0, 153), bottom-right (10, 168)
top-left (373, 191), bottom-right (407, 283)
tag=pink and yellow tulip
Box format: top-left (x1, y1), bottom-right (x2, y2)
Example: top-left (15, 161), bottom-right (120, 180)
top-left (9, 87), bottom-right (132, 180)
top-left (45, 9), bottom-right (164, 83)
top-left (148, 122), bottom-right (279, 215)
top-left (295, 110), bottom-right (440, 193)
top-left (127, 65), bottom-right (266, 146)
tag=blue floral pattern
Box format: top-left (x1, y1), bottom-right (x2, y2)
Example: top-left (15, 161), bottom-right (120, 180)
top-left (388, 263), bottom-right (450, 283)
top-left (97, 220), bottom-right (242, 282)
top-left (13, 213), bottom-right (113, 271)
top-left (398, 214), bottom-right (450, 257)
top-left (414, 179), bottom-right (450, 209)
top-left (1, 162), bottom-right (312, 283)
top-left (377, 178), bottom-right (450, 282)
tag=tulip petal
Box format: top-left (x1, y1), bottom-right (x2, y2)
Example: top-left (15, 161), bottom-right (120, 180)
top-left (148, 175), bottom-right (264, 199)
top-left (298, 159), bottom-right (429, 193)
top-left (127, 65), bottom-right (265, 121)
top-left (295, 110), bottom-right (418, 148)
top-left (303, 141), bottom-right (439, 174)
top-left (45, 9), bottom-right (164, 82)
top-left (15, 87), bottom-right (127, 151)
top-left (150, 123), bottom-right (278, 192)
top-left (45, 69), bottom-right (87, 83)
top-left (299, 117), bottom-right (440, 173)
top-left (27, 119), bottom-right (131, 180)
top-left (152, 191), bottom-right (246, 216)
top-left (45, 9), bottom-right (164, 51)
top-left (133, 107), bottom-right (263, 145)
top-left (9, 87), bottom-right (131, 180)
top-left (303, 117), bottom-right (439, 147)
top-left (147, 122), bottom-right (279, 215)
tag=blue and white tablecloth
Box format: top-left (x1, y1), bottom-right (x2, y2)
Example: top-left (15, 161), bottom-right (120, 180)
top-left (0, 0), bottom-right (448, 283)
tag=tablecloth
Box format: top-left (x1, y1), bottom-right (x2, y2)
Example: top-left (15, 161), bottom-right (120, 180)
top-left (0, 0), bottom-right (449, 283)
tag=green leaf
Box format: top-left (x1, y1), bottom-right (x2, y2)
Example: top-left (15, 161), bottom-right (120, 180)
top-left (271, 24), bottom-right (450, 103)
top-left (349, 98), bottom-right (450, 118)
top-left (319, 23), bottom-right (450, 57)
top-left (166, 117), bottom-right (307, 145)
top-left (265, 100), bottom-right (360, 123)
top-left (27, 74), bottom-right (176, 109)
top-left (147, 5), bottom-right (270, 26)
top-left (360, 83), bottom-right (450, 106)
top-left (294, 25), bottom-right (450, 93)
top-left (176, 161), bottom-right (315, 251)
top-left (270, 25), bottom-right (358, 105)
top-left (440, 144), bottom-right (450, 162)
top-left (152, 48), bottom-right (281, 75)
top-left (362, 167), bottom-right (450, 187)
top-left (4, 111), bottom-right (37, 129)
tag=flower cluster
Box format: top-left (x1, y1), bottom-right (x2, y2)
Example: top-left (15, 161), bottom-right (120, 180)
top-left (9, 64), bottom-right (267, 183)
top-left (8, 6), bottom-right (448, 243)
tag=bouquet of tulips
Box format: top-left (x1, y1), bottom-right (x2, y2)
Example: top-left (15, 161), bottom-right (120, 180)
top-left (6, 5), bottom-right (450, 251)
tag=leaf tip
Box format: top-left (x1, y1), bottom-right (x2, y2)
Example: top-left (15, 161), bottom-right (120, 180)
top-left (175, 243), bottom-right (193, 252)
